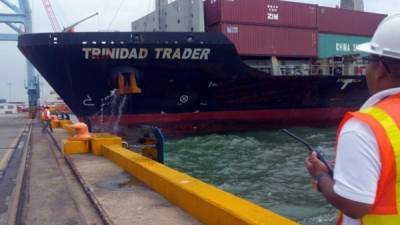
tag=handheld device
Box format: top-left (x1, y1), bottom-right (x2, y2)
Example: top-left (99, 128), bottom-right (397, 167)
top-left (281, 129), bottom-right (333, 177)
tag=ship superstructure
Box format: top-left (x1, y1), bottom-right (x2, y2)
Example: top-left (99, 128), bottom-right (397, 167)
top-left (132, 0), bottom-right (205, 32)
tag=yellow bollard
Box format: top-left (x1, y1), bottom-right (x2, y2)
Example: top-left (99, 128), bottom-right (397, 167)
top-left (63, 122), bottom-right (91, 155)
top-left (59, 120), bottom-right (73, 129)
top-left (68, 122), bottom-right (91, 141)
top-left (50, 115), bottom-right (60, 128)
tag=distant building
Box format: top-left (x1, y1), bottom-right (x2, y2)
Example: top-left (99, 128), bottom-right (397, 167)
top-left (341, 0), bottom-right (364, 11)
top-left (0, 103), bottom-right (18, 114)
top-left (8, 101), bottom-right (25, 106)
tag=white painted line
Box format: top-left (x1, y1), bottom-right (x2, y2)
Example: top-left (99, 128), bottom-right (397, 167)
top-left (0, 149), bottom-right (13, 172)
top-left (0, 126), bottom-right (25, 172)
top-left (7, 120), bottom-right (32, 225)
top-left (7, 127), bottom-right (24, 149)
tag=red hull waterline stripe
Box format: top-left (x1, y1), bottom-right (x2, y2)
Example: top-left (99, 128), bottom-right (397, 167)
top-left (83, 107), bottom-right (356, 126)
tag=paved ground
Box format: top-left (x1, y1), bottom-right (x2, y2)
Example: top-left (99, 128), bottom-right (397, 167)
top-left (0, 113), bottom-right (30, 224)
top-left (19, 121), bottom-right (103, 225)
top-left (0, 116), bottom-right (200, 225)
top-left (0, 114), bottom-right (30, 174)
top-left (52, 129), bottom-right (201, 225)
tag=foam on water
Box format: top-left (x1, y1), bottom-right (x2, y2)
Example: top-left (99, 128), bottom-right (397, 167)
top-left (165, 127), bottom-right (338, 224)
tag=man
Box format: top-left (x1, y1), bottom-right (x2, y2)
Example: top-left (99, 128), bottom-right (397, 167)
top-left (305, 14), bottom-right (400, 225)
top-left (42, 106), bottom-right (53, 133)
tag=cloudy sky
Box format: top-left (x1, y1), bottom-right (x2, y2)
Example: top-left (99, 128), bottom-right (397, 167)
top-left (0, 0), bottom-right (398, 103)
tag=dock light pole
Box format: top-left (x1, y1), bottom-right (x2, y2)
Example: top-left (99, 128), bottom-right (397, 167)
top-left (0, 0), bottom-right (39, 117)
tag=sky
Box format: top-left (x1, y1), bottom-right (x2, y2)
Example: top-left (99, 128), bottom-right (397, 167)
top-left (0, 0), bottom-right (399, 104)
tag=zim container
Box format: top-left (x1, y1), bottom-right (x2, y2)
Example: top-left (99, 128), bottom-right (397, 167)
top-left (204, 0), bottom-right (318, 29)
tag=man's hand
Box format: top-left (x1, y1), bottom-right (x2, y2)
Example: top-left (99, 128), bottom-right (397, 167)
top-left (304, 151), bottom-right (329, 179)
top-left (304, 151), bottom-right (372, 219)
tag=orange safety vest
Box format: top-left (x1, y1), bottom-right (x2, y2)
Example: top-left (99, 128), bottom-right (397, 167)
top-left (43, 109), bottom-right (51, 121)
top-left (336, 93), bottom-right (400, 225)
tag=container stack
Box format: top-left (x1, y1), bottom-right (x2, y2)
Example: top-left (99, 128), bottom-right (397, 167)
top-left (205, 0), bottom-right (386, 59)
top-left (205, 0), bottom-right (318, 57)
top-left (317, 6), bottom-right (385, 58)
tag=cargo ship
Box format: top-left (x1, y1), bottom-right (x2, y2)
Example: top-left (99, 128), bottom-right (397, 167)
top-left (18, 0), bottom-right (385, 135)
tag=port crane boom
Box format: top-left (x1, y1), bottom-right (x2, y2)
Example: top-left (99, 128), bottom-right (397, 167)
top-left (41, 0), bottom-right (98, 32)
top-left (63, 12), bottom-right (99, 32)
top-left (41, 0), bottom-right (62, 32)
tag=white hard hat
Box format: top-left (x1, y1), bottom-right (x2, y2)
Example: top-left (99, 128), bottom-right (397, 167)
top-left (357, 13), bottom-right (400, 60)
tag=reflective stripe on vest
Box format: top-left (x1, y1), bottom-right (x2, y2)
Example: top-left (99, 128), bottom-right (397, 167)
top-left (336, 100), bottom-right (400, 225)
top-left (359, 107), bottom-right (400, 225)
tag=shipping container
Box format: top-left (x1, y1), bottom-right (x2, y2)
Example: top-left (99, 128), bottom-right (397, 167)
top-left (317, 7), bottom-right (385, 36)
top-left (204, 0), bottom-right (318, 29)
top-left (209, 23), bottom-right (318, 57)
top-left (319, 33), bottom-right (370, 58)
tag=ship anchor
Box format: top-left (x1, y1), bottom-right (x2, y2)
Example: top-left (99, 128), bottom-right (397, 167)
top-left (117, 72), bottom-right (142, 95)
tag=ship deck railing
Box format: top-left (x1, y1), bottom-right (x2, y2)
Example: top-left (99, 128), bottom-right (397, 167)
top-left (249, 63), bottom-right (367, 76)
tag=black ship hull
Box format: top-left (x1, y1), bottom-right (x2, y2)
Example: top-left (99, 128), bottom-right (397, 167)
top-left (18, 32), bottom-right (368, 135)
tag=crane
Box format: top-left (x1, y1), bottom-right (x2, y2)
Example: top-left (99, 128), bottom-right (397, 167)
top-left (41, 0), bottom-right (62, 32)
top-left (41, 0), bottom-right (98, 32)
top-left (63, 12), bottom-right (99, 32)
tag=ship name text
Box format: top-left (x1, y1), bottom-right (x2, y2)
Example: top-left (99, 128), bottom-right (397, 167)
top-left (82, 48), bottom-right (211, 60)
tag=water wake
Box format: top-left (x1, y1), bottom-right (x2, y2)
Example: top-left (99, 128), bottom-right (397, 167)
top-left (92, 89), bottom-right (128, 134)
top-left (112, 95), bottom-right (127, 134)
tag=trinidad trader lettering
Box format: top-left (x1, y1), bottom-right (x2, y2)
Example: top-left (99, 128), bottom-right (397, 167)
top-left (82, 47), bottom-right (211, 60)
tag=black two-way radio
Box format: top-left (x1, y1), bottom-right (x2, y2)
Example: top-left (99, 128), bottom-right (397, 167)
top-left (282, 129), bottom-right (333, 177)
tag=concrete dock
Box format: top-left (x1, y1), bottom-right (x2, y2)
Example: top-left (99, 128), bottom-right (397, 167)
top-left (0, 114), bottom-right (30, 223)
top-left (19, 120), bottom-right (103, 225)
top-left (51, 129), bottom-right (200, 225)
top-left (0, 114), bottom-right (299, 225)
top-left (0, 115), bottom-right (202, 225)
top-left (0, 114), bottom-right (29, 176)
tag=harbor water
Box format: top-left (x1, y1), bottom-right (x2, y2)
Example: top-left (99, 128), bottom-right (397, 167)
top-left (164, 127), bottom-right (338, 225)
